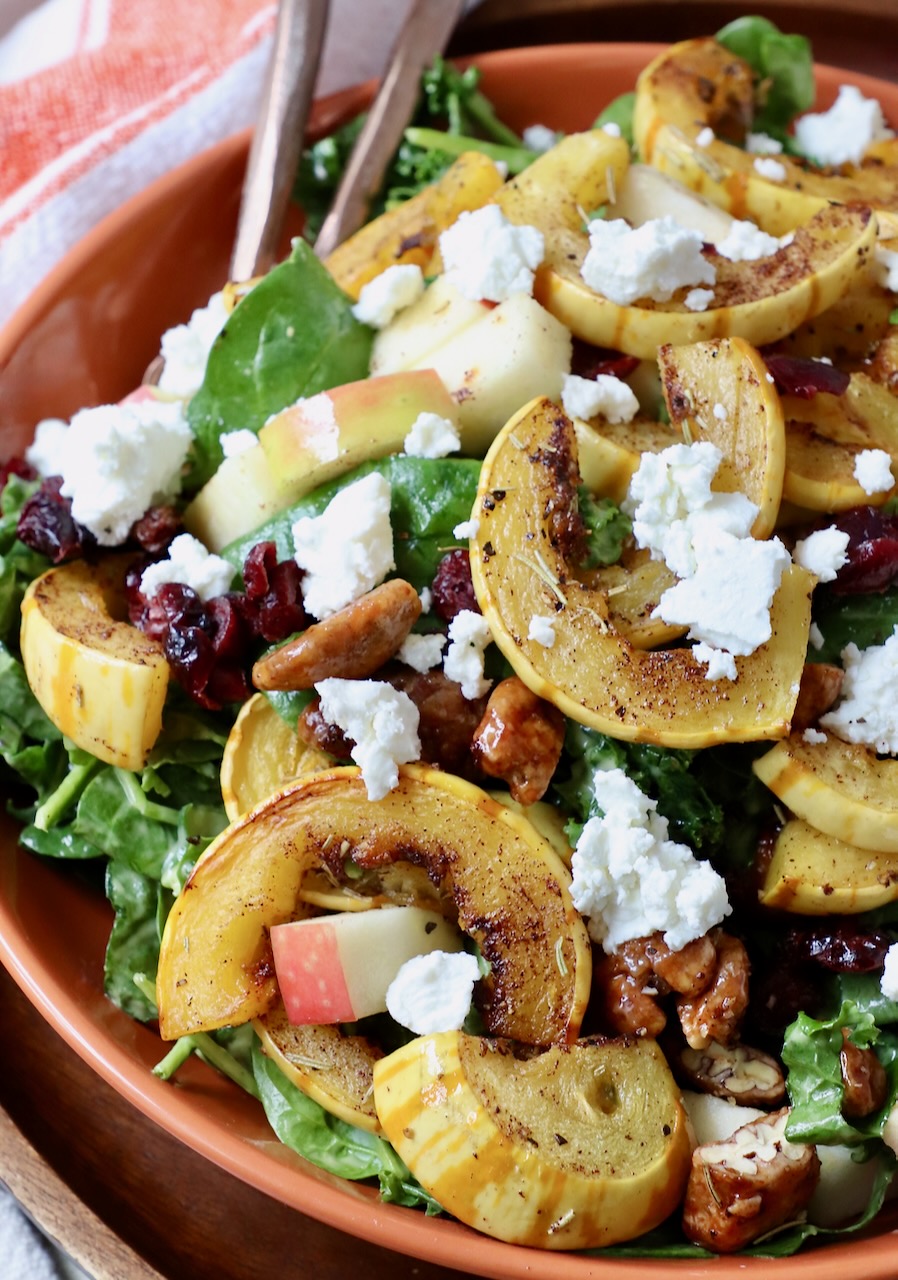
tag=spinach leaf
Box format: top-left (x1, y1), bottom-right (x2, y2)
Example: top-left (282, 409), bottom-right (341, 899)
top-left (252, 1039), bottom-right (441, 1211)
top-left (578, 490), bottom-right (631, 568)
top-left (716, 15), bottom-right (814, 139)
top-left (811, 589), bottom-right (898, 665)
top-left (224, 455), bottom-right (480, 592)
top-left (783, 998), bottom-right (898, 1148)
top-left (104, 862), bottom-right (162, 1021)
top-left (593, 92), bottom-right (636, 149)
top-left (0, 474), bottom-right (46, 647)
top-left (557, 722), bottom-right (724, 852)
top-left (187, 239), bottom-right (373, 488)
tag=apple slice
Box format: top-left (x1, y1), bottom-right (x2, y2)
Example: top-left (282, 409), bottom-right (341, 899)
top-left (370, 275), bottom-right (491, 375)
top-left (20, 555), bottom-right (169, 770)
top-left (182, 443), bottom-right (284, 553)
top-left (270, 905), bottom-right (463, 1025)
top-left (258, 368), bottom-right (459, 506)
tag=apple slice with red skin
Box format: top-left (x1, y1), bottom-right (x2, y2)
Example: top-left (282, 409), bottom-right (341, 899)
top-left (271, 905), bottom-right (464, 1025)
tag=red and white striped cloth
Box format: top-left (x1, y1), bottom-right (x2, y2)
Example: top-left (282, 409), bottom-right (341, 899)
top-left (0, 0), bottom-right (478, 332)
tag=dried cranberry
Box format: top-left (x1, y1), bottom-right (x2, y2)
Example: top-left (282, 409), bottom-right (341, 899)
top-left (130, 505), bottom-right (181, 554)
top-left (826, 506), bottom-right (898, 596)
top-left (570, 340), bottom-right (640, 384)
top-left (432, 549), bottom-right (479, 622)
top-left (16, 476), bottom-right (94, 562)
top-left (784, 921), bottom-right (894, 972)
top-left (0, 456), bottom-right (37, 489)
top-left (764, 353), bottom-right (850, 399)
top-left (240, 542), bottom-right (307, 641)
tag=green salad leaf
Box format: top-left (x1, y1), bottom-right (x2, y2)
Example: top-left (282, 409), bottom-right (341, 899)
top-left (593, 92), bottom-right (636, 149)
top-left (716, 15), bottom-right (814, 139)
top-left (577, 490), bottom-right (631, 568)
top-left (186, 239), bottom-right (373, 489)
top-left (811, 590), bottom-right (898, 665)
top-left (252, 1038), bottom-right (441, 1211)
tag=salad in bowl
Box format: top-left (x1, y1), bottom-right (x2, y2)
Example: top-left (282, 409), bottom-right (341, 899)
top-left (4, 14), bottom-right (898, 1267)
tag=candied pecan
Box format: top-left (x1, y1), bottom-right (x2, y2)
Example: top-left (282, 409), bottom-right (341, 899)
top-left (594, 945), bottom-right (667, 1039)
top-left (647, 932), bottom-right (717, 999)
top-left (683, 1108), bottom-right (820, 1253)
top-left (791, 662), bottom-right (843, 731)
top-left (677, 932), bottom-right (750, 1050)
top-left (670, 1039), bottom-right (786, 1107)
top-left (386, 666), bottom-right (487, 777)
top-left (298, 698), bottom-right (353, 759)
top-left (471, 676), bottom-right (565, 804)
top-left (252, 580), bottom-right (420, 690)
top-left (840, 1028), bottom-right (888, 1119)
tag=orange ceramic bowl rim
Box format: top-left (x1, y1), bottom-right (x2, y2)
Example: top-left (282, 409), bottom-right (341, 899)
top-left (2, 42), bottom-right (898, 1280)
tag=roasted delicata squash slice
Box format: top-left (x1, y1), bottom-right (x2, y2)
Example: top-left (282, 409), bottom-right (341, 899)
top-left (254, 1003), bottom-right (383, 1132)
top-left (374, 1031), bottom-right (692, 1250)
top-left (753, 733), bottom-right (898, 853)
top-left (323, 150), bottom-right (504, 298)
top-left (658, 337), bottom-right (786, 538)
top-left (758, 819), bottom-right (898, 915)
top-left (773, 273), bottom-right (894, 362)
top-left (781, 372), bottom-right (898, 511)
top-left (220, 692), bottom-right (332, 821)
top-left (157, 764), bottom-right (591, 1044)
top-left (20, 556), bottom-right (169, 771)
top-left (537, 203), bottom-right (877, 360)
top-left (633, 37), bottom-right (755, 160)
top-left (574, 416), bottom-right (679, 503)
top-left (470, 397), bottom-right (813, 748)
top-left (647, 123), bottom-right (898, 238)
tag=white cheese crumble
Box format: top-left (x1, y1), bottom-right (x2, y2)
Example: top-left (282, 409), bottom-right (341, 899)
top-left (746, 132), bottom-right (784, 154)
top-left (569, 768), bottom-right (731, 952)
top-left (351, 264), bottom-right (425, 329)
top-left (58, 398), bottom-right (192, 545)
top-left (693, 641), bottom-right (737, 682)
top-left (443, 609), bottom-right (493, 699)
top-left (419, 586), bottom-right (433, 613)
top-left (696, 126), bottom-right (715, 147)
top-left (882, 942), bottom-right (898, 1002)
top-left (158, 290), bottom-right (229, 398)
top-left (522, 123), bottom-right (559, 152)
top-left (809, 621), bottom-right (825, 651)
top-left (601, 121), bottom-right (622, 138)
top-left (753, 157), bottom-right (787, 182)
top-left (874, 245), bottom-right (898, 292)
top-left (712, 402), bottom-right (727, 421)
top-left (439, 205), bottom-right (545, 303)
top-left (794, 84), bottom-right (894, 167)
top-left (397, 632), bottom-right (447, 673)
top-left (854, 448), bottom-right (894, 495)
top-left (792, 526), bottom-right (850, 582)
top-left (528, 614), bottom-right (557, 647)
top-left (453, 518), bottom-right (480, 540)
top-left (581, 216), bottom-right (715, 305)
top-left (716, 219), bottom-right (783, 262)
top-left (684, 287), bottom-right (715, 312)
top-left (220, 428), bottom-right (258, 458)
top-left (561, 373), bottom-right (639, 424)
top-left (292, 472), bottom-right (395, 619)
top-left (624, 441), bottom-right (790, 674)
top-left (139, 533), bottom-right (234, 602)
top-left (315, 677), bottom-right (420, 801)
top-left (821, 627), bottom-right (898, 754)
top-left (403, 411), bottom-right (460, 459)
top-left (803, 727), bottom-right (828, 745)
top-left (386, 950), bottom-right (481, 1034)
top-left (24, 417), bottom-right (68, 476)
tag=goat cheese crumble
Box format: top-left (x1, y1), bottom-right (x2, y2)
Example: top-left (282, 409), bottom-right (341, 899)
top-left (882, 942), bottom-right (898, 1002)
top-left (24, 417), bottom-right (68, 476)
top-left (292, 471), bottom-right (395, 619)
top-left (696, 126), bottom-right (715, 147)
top-left (684, 287), bottom-right (715, 312)
top-left (158, 290), bottom-right (229, 398)
top-left (220, 428), bottom-right (259, 458)
top-left (874, 245), bottom-right (898, 292)
top-left (792, 527), bottom-right (850, 582)
top-left (315, 677), bottom-right (420, 801)
top-left (351, 264), bottom-right (425, 329)
top-left (386, 950), bottom-right (482, 1034)
top-left (581, 216), bottom-right (715, 305)
top-left (453, 518), bottom-right (480, 540)
top-left (397, 632), bottom-right (447, 673)
top-left (854, 448), bottom-right (894, 495)
top-left (821, 627), bottom-right (898, 754)
top-left (443, 609), bottom-right (493, 699)
top-left (794, 84), bottom-right (894, 167)
top-left (570, 768), bottom-right (731, 952)
top-left (439, 205), bottom-right (545, 303)
top-left (561, 373), bottom-right (639, 424)
top-left (522, 123), bottom-right (559, 152)
top-left (746, 132), bottom-right (783, 154)
top-left (139, 533), bottom-right (234, 602)
top-left (57, 398), bottom-right (192, 545)
top-left (528, 614), bottom-right (557, 647)
top-left (403, 411), bottom-right (460, 459)
top-left (716, 220), bottom-right (783, 262)
top-left (753, 157), bottom-right (787, 182)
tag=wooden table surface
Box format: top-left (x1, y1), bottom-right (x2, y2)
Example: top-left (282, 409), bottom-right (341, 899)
top-left (1, 4), bottom-right (896, 1278)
